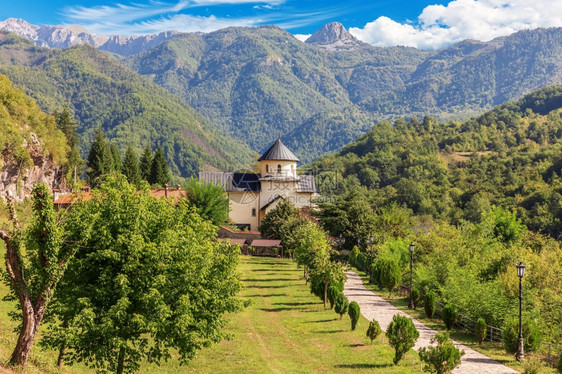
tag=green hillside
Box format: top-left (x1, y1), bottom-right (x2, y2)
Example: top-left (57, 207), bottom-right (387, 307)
top-left (0, 32), bottom-right (254, 177)
top-left (0, 73), bottom-right (67, 170)
top-left (126, 25), bottom-right (562, 161)
top-left (311, 85), bottom-right (562, 239)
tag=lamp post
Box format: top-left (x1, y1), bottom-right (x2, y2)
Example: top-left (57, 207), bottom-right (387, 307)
top-left (408, 242), bottom-right (415, 309)
top-left (516, 262), bottom-right (526, 361)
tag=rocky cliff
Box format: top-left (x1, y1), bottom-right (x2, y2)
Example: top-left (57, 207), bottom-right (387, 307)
top-left (0, 132), bottom-right (66, 202)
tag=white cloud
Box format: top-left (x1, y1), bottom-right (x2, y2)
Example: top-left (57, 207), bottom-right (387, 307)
top-left (293, 33), bottom-right (310, 42)
top-left (349, 0), bottom-right (562, 50)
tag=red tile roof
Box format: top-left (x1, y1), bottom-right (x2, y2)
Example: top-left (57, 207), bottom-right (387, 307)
top-left (250, 239), bottom-right (282, 247)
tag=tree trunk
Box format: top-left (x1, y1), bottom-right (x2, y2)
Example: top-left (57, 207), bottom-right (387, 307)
top-left (116, 346), bottom-right (126, 374)
top-left (323, 280), bottom-right (328, 309)
top-left (57, 340), bottom-right (66, 368)
top-left (9, 299), bottom-right (41, 368)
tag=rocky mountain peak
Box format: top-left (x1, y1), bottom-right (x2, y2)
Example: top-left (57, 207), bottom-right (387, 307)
top-left (305, 22), bottom-right (361, 50)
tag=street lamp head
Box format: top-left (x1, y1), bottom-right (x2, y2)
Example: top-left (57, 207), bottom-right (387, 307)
top-left (517, 262), bottom-right (526, 278)
top-left (409, 242), bottom-right (415, 253)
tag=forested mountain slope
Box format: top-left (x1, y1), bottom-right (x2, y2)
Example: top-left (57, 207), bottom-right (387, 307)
top-left (0, 32), bottom-right (254, 177)
top-left (126, 25), bottom-right (562, 161)
top-left (0, 74), bottom-right (68, 200)
top-left (311, 85), bottom-right (562, 239)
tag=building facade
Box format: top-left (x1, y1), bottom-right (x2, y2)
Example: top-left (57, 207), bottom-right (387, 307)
top-left (199, 138), bottom-right (317, 231)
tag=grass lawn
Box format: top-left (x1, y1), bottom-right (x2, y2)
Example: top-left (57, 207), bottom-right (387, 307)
top-left (0, 256), bottom-right (423, 373)
top-left (354, 270), bottom-right (558, 374)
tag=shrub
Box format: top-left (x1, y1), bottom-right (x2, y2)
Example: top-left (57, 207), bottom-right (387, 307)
top-left (356, 253), bottom-right (367, 272)
top-left (348, 301), bottom-right (360, 330)
top-left (442, 304), bottom-right (456, 330)
top-left (349, 246), bottom-right (360, 267)
top-left (418, 332), bottom-right (464, 374)
top-left (334, 293), bottom-right (349, 320)
top-left (475, 318), bottom-right (487, 345)
top-left (522, 356), bottom-right (546, 374)
top-left (378, 257), bottom-right (401, 297)
top-left (424, 291), bottom-right (436, 319)
top-left (502, 318), bottom-right (542, 354)
top-left (411, 288), bottom-right (421, 309)
top-left (327, 284), bottom-right (340, 309)
top-left (386, 314), bottom-right (419, 365)
top-left (366, 319), bottom-right (382, 344)
top-left (557, 354), bottom-right (562, 373)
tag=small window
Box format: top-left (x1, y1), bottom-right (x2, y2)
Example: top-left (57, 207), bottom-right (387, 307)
top-left (252, 208), bottom-right (256, 217)
top-left (291, 164), bottom-right (294, 175)
top-left (277, 164), bottom-right (282, 174)
top-left (266, 165), bottom-right (269, 173)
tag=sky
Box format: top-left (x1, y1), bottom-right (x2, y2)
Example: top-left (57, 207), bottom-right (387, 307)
top-left (3, 0), bottom-right (562, 49)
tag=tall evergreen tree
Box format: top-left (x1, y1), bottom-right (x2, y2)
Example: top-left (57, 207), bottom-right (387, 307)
top-left (149, 146), bottom-right (171, 186)
top-left (109, 143), bottom-right (122, 172)
top-left (87, 127), bottom-right (113, 187)
top-left (139, 145), bottom-right (153, 182)
top-left (54, 106), bottom-right (84, 184)
top-left (122, 145), bottom-right (142, 187)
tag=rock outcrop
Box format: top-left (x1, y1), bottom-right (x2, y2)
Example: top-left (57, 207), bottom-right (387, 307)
top-left (0, 132), bottom-right (65, 202)
top-left (305, 22), bottom-right (364, 50)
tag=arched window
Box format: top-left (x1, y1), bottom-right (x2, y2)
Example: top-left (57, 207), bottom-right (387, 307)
top-left (277, 164), bottom-right (282, 174)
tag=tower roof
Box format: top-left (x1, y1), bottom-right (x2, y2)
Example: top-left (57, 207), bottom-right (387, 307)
top-left (258, 138), bottom-right (300, 162)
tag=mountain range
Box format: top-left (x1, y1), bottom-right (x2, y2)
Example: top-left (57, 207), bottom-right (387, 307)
top-left (3, 18), bottom-right (562, 165)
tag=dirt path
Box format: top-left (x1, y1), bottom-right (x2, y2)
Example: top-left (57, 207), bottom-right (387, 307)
top-left (343, 271), bottom-right (519, 374)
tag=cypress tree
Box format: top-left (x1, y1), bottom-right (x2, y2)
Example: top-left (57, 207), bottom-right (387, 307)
top-left (86, 127), bottom-right (113, 187)
top-left (139, 145), bottom-right (153, 181)
top-left (149, 146), bottom-right (171, 186)
top-left (54, 106), bottom-right (84, 184)
top-left (122, 145), bottom-right (142, 187)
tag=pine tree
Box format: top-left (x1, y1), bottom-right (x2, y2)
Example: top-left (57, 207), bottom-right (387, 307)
top-left (149, 146), bottom-right (171, 186)
top-left (87, 127), bottom-right (113, 187)
top-left (54, 106), bottom-right (84, 185)
top-left (139, 145), bottom-right (153, 182)
top-left (110, 143), bottom-right (122, 172)
top-left (122, 145), bottom-right (142, 187)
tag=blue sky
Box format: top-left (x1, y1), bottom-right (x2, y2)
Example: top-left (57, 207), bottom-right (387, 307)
top-left (2, 0), bottom-right (562, 49)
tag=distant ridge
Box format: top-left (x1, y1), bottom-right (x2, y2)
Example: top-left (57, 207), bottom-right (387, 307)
top-left (0, 18), bottom-right (180, 56)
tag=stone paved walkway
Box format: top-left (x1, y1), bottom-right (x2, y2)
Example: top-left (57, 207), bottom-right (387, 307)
top-left (343, 271), bottom-right (519, 374)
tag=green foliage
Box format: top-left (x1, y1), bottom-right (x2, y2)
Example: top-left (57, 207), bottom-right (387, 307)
top-left (149, 146), bottom-right (171, 186)
top-left (121, 144), bottom-right (142, 187)
top-left (475, 318), bottom-right (487, 345)
top-left (349, 246), bottom-right (359, 267)
top-left (557, 354), bottom-right (562, 373)
top-left (375, 256), bottom-right (402, 297)
top-left (54, 105), bottom-right (84, 182)
top-left (411, 288), bottom-right (421, 310)
top-left (424, 292), bottom-right (436, 319)
top-left (139, 145), bottom-right (153, 181)
top-left (386, 314), bottom-right (419, 365)
top-left (334, 293), bottom-right (349, 320)
top-left (0, 74), bottom-right (67, 171)
top-left (418, 332), bottom-right (464, 374)
top-left (293, 220), bottom-right (331, 272)
top-left (442, 304), bottom-right (457, 330)
top-left (327, 284), bottom-right (340, 309)
top-left (482, 207), bottom-right (525, 245)
top-left (308, 255), bottom-right (346, 309)
top-left (366, 319), bottom-right (382, 344)
top-left (0, 44), bottom-right (253, 177)
top-left (502, 318), bottom-right (542, 354)
top-left (184, 178), bottom-right (229, 226)
top-left (522, 356), bottom-right (546, 374)
top-left (110, 142), bottom-right (122, 171)
top-left (348, 301), bottom-right (360, 331)
top-left (42, 176), bottom-right (244, 373)
top-left (86, 127), bottom-right (115, 187)
top-left (259, 199), bottom-right (298, 239)
top-left (356, 252), bottom-right (367, 272)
